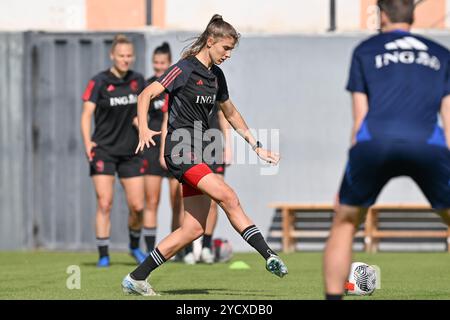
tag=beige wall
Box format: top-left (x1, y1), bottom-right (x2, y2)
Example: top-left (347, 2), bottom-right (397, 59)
top-left (86, 0), bottom-right (146, 30)
top-left (164, 0), bottom-right (329, 33)
top-left (152, 0), bottom-right (166, 28)
top-left (361, 0), bottom-right (446, 30)
top-left (0, 0), bottom-right (448, 32)
top-left (337, 0), bottom-right (361, 31)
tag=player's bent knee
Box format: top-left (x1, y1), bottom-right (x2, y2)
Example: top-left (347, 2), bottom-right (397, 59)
top-left (334, 210), bottom-right (362, 226)
top-left (146, 197), bottom-right (160, 210)
top-left (218, 189), bottom-right (240, 211)
top-left (182, 224), bottom-right (204, 241)
top-left (129, 203), bottom-right (144, 214)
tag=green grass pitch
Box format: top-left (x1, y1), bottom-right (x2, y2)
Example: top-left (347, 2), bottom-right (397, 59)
top-left (0, 251), bottom-right (449, 299)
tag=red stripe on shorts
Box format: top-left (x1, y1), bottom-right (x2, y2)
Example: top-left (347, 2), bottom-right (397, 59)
top-left (181, 163), bottom-right (213, 198)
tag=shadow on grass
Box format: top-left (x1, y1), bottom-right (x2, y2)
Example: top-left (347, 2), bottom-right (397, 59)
top-left (81, 261), bottom-right (138, 267)
top-left (160, 288), bottom-right (278, 298)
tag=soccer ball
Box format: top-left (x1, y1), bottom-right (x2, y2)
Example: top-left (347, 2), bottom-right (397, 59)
top-left (345, 262), bottom-right (377, 296)
top-left (212, 238), bottom-right (233, 263)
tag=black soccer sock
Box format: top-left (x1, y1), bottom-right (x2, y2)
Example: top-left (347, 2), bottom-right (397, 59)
top-left (96, 237), bottom-right (110, 258)
top-left (143, 227), bottom-right (157, 252)
top-left (241, 225), bottom-right (275, 260)
top-left (325, 293), bottom-right (343, 300)
top-left (129, 228), bottom-right (141, 250)
top-left (202, 234), bottom-right (212, 249)
top-left (130, 248), bottom-right (167, 280)
top-left (185, 243), bottom-right (193, 254)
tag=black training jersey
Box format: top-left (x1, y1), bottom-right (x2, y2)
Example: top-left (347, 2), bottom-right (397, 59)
top-left (157, 56), bottom-right (229, 139)
top-left (147, 76), bottom-right (168, 131)
top-left (82, 70), bottom-right (146, 156)
top-left (208, 103), bottom-right (221, 131)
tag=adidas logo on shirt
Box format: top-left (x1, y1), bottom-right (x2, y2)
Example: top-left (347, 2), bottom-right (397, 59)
top-left (384, 36), bottom-right (428, 51)
top-left (375, 36), bottom-right (440, 71)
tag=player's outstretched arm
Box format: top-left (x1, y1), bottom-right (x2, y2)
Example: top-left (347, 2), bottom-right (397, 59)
top-left (218, 109), bottom-right (233, 165)
top-left (159, 111), bottom-right (169, 170)
top-left (135, 82), bottom-right (165, 153)
top-left (441, 95), bottom-right (450, 149)
top-left (218, 99), bottom-right (280, 165)
top-left (80, 101), bottom-right (97, 161)
top-left (350, 92), bottom-right (369, 146)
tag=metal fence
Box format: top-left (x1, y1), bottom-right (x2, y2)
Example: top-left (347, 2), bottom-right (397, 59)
top-left (1, 32), bottom-right (146, 250)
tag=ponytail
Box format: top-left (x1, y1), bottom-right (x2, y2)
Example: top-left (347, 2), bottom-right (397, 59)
top-left (153, 41), bottom-right (172, 62)
top-left (182, 14), bottom-right (240, 59)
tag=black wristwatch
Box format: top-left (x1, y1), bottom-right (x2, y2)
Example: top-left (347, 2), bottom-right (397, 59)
top-left (252, 141), bottom-right (263, 151)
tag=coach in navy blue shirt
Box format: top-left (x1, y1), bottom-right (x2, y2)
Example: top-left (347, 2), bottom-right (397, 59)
top-left (323, 0), bottom-right (450, 300)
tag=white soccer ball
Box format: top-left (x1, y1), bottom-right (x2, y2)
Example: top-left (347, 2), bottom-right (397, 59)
top-left (213, 238), bottom-right (233, 263)
top-left (345, 262), bottom-right (377, 296)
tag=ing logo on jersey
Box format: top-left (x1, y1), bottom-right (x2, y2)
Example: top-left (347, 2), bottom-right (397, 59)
top-left (195, 94), bottom-right (216, 104)
top-left (109, 94), bottom-right (138, 107)
top-left (375, 36), bottom-right (440, 71)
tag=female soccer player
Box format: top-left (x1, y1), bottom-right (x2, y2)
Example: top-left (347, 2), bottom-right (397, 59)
top-left (141, 42), bottom-right (185, 256)
top-left (179, 104), bottom-right (232, 265)
top-left (81, 35), bottom-right (148, 267)
top-left (122, 15), bottom-right (288, 295)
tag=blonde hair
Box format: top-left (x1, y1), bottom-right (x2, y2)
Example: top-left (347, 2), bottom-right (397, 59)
top-left (182, 14), bottom-right (240, 59)
top-left (111, 34), bottom-right (133, 53)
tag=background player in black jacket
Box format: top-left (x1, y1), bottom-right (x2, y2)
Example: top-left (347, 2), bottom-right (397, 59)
top-left (122, 15), bottom-right (287, 296)
top-left (81, 35), bottom-right (148, 267)
top-left (141, 42), bottom-right (185, 256)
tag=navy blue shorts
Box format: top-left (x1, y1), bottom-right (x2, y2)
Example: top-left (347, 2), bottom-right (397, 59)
top-left (339, 141), bottom-right (450, 209)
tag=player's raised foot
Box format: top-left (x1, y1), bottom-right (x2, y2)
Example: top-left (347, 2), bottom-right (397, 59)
top-left (266, 254), bottom-right (288, 278)
top-left (97, 256), bottom-right (110, 268)
top-left (130, 247), bottom-right (147, 264)
top-left (183, 252), bottom-right (196, 265)
top-left (121, 274), bottom-right (159, 296)
top-left (200, 247), bottom-right (214, 264)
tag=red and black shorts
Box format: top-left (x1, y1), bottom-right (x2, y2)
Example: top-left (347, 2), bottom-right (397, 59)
top-left (90, 146), bottom-right (145, 178)
top-left (164, 149), bottom-right (213, 198)
top-left (142, 135), bottom-right (170, 178)
top-left (209, 163), bottom-right (226, 175)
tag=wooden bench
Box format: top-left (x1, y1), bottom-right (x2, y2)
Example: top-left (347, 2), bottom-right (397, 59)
top-left (268, 203), bottom-right (450, 253)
